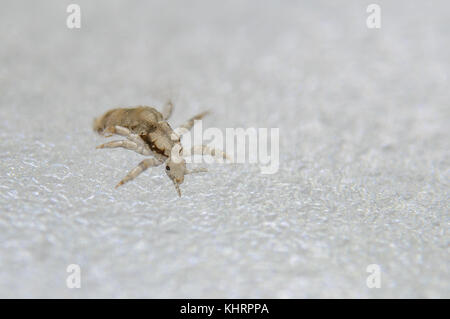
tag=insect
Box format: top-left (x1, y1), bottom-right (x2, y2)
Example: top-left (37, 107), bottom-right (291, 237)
top-left (93, 101), bottom-right (229, 196)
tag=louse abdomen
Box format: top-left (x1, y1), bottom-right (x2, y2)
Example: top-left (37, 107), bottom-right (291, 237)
top-left (93, 107), bottom-right (163, 134)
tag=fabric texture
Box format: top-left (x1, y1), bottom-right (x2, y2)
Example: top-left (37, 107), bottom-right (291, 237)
top-left (0, 0), bottom-right (448, 298)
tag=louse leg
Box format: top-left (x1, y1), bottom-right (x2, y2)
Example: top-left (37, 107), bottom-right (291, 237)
top-left (183, 145), bottom-right (232, 162)
top-left (103, 126), bottom-right (137, 141)
top-left (185, 167), bottom-right (208, 174)
top-left (96, 140), bottom-right (153, 156)
top-left (101, 126), bottom-right (153, 156)
top-left (176, 111), bottom-right (209, 133)
top-left (162, 100), bottom-right (173, 120)
top-left (115, 158), bottom-right (162, 188)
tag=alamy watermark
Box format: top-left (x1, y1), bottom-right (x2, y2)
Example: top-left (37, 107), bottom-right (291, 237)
top-left (66, 264), bottom-right (81, 288)
top-left (366, 264), bottom-right (381, 288)
top-left (171, 120), bottom-right (280, 174)
top-left (366, 4), bottom-right (381, 29)
top-left (67, 4), bottom-right (382, 30)
top-left (66, 4), bottom-right (81, 29)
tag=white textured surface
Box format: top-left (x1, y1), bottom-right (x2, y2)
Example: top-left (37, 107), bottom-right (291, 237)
top-left (0, 0), bottom-right (448, 298)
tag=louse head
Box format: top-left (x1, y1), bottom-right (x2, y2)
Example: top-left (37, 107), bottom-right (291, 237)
top-left (165, 156), bottom-right (186, 197)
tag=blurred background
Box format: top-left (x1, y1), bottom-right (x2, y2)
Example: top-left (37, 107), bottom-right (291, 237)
top-left (0, 0), bottom-right (448, 298)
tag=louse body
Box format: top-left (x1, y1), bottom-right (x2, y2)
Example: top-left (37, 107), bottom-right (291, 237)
top-left (93, 102), bottom-right (228, 196)
top-left (93, 106), bottom-right (175, 158)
